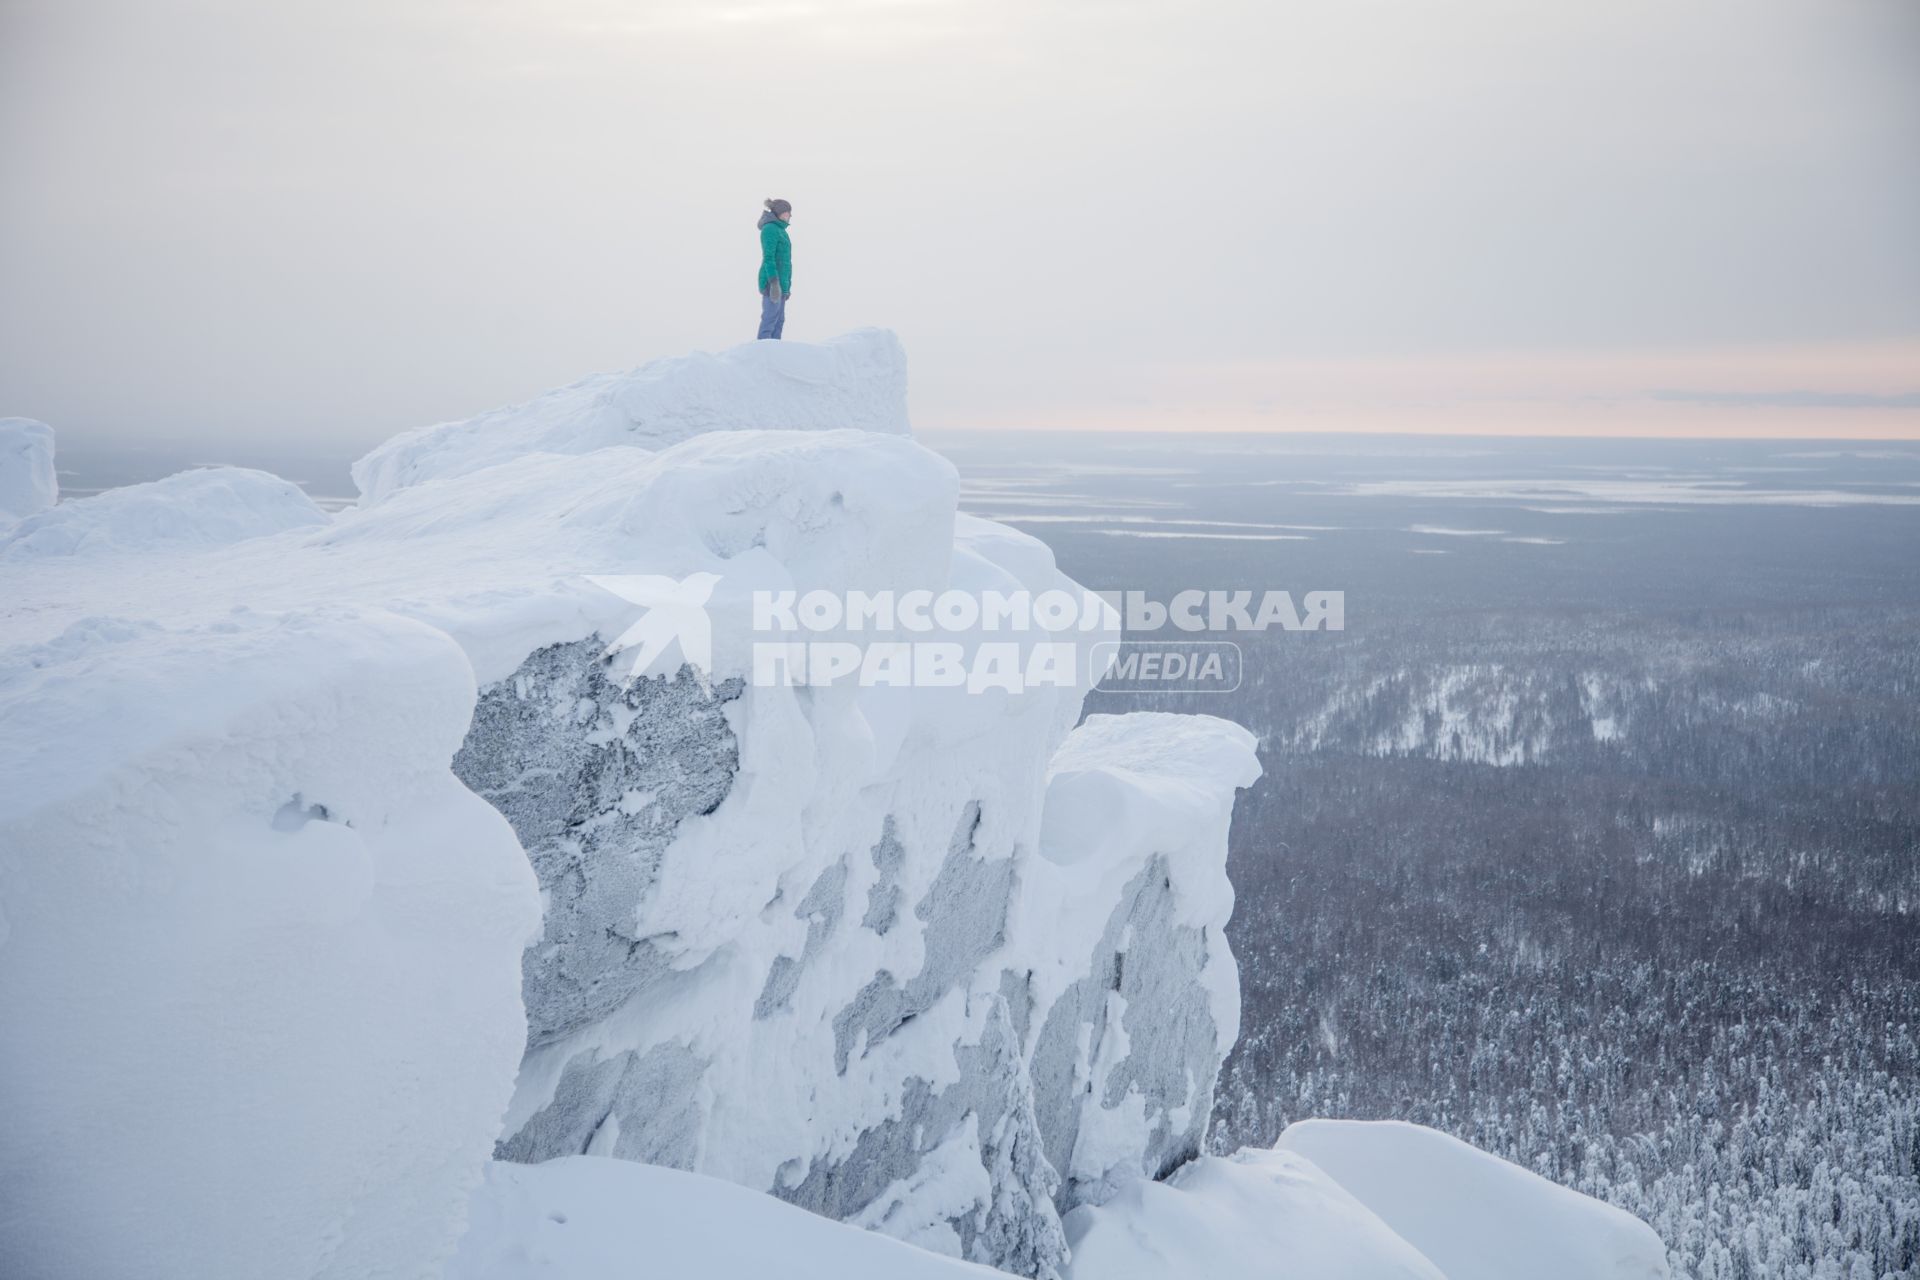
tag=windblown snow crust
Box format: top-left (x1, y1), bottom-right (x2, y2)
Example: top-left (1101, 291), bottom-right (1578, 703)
top-left (1275, 1120), bottom-right (1672, 1280)
top-left (449, 1156), bottom-right (1008, 1280)
top-left (1062, 1147), bottom-right (1447, 1280)
top-left (1062, 1125), bottom-right (1673, 1280)
top-left (453, 1135), bottom-right (1666, 1280)
top-left (0, 611), bottom-right (542, 1279)
top-left (0, 464), bottom-right (327, 559)
top-left (352, 327), bottom-right (909, 504)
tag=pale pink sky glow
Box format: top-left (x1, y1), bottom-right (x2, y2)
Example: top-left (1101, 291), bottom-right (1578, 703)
top-left (930, 339), bottom-right (1920, 437)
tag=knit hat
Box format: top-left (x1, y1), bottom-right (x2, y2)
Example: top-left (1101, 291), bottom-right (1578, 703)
top-left (764, 198), bottom-right (792, 216)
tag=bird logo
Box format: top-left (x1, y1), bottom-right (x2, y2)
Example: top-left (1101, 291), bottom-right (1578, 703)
top-left (586, 572), bottom-right (722, 686)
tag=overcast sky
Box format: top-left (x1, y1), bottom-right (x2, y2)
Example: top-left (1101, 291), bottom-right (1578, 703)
top-left (3, 0), bottom-right (1917, 450)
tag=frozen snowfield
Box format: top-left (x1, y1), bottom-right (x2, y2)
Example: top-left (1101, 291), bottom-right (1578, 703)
top-left (449, 1157), bottom-right (1009, 1280)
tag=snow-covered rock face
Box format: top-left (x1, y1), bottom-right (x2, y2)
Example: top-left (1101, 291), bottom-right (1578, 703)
top-left (352, 327), bottom-right (910, 504)
top-left (453, 642), bottom-right (746, 1047)
top-left (340, 337), bottom-right (1257, 1275)
top-left (1026, 854), bottom-right (1220, 1203)
top-left (439, 517), bottom-right (1257, 1278)
top-left (0, 417), bottom-right (56, 524)
top-left (471, 668), bottom-right (1257, 1279)
top-left (0, 611), bottom-right (542, 1279)
top-left (1019, 713), bottom-right (1256, 1213)
top-left (787, 995), bottom-right (1066, 1275)
top-left (1, 464), bottom-right (328, 558)
top-left (0, 333), bottom-right (1265, 1279)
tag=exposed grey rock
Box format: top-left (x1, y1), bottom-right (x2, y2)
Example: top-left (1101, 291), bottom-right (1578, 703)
top-left (787, 997), bottom-right (1069, 1280)
top-left (831, 803), bottom-right (1011, 1073)
top-left (468, 634), bottom-right (1249, 1280)
top-left (1028, 855), bottom-right (1222, 1211)
top-left (452, 638), bottom-right (744, 1047)
top-left (755, 857), bottom-right (850, 1018)
top-left (999, 967), bottom-right (1034, 1048)
top-left (860, 817), bottom-right (906, 936)
top-left (495, 1041), bottom-right (707, 1167)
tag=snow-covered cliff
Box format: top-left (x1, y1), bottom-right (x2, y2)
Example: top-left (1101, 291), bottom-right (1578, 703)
top-left (0, 332), bottom-right (1257, 1278)
top-left (0, 332), bottom-right (1667, 1280)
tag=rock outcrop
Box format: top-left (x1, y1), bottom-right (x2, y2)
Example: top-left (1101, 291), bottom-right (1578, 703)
top-left (0, 333), bottom-right (1261, 1280)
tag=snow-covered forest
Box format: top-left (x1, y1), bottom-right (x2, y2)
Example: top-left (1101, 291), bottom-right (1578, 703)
top-left (985, 437), bottom-right (1920, 1280)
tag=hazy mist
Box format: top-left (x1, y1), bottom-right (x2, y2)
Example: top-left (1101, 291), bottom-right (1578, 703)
top-left (4, 0), bottom-right (1917, 450)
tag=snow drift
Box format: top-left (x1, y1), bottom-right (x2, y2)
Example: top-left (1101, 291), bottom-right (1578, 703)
top-left (451, 1131), bottom-right (1670, 1280)
top-left (0, 417), bottom-right (56, 524)
top-left (1061, 1148), bottom-right (1446, 1280)
top-left (449, 1157), bottom-right (1009, 1280)
top-left (1275, 1120), bottom-right (1671, 1280)
top-left (0, 610), bottom-right (542, 1278)
top-left (0, 464), bottom-right (328, 559)
top-left (1060, 1126), bottom-right (1671, 1280)
top-left (352, 326), bottom-right (910, 504)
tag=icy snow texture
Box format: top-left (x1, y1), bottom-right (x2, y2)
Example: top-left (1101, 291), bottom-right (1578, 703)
top-left (1063, 1127), bottom-right (1672, 1280)
top-left (0, 417), bottom-right (56, 524)
top-left (455, 1127), bottom-right (1668, 1280)
top-left (448, 1157), bottom-right (1007, 1280)
top-left (0, 611), bottom-right (542, 1279)
top-left (0, 332), bottom-right (1265, 1278)
top-left (353, 327), bottom-right (910, 503)
top-left (1275, 1120), bottom-right (1672, 1280)
top-left (1, 464), bottom-right (328, 559)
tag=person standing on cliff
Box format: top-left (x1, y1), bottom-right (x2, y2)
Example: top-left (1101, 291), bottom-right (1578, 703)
top-left (756, 198), bottom-right (793, 340)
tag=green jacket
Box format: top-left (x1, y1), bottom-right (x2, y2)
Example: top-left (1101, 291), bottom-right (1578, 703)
top-left (758, 220), bottom-right (792, 296)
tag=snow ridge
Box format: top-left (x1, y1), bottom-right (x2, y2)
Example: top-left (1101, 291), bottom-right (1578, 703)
top-left (352, 327), bottom-right (910, 504)
top-left (1, 465), bottom-right (327, 559)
